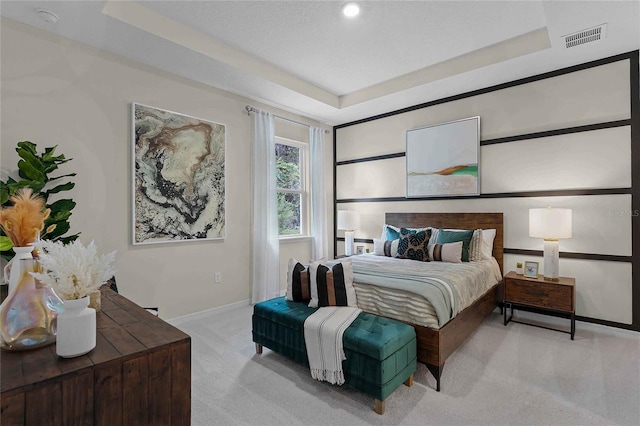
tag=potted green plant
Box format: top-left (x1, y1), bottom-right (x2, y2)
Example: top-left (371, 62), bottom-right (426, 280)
top-left (1, 141), bottom-right (80, 262)
top-left (516, 262), bottom-right (523, 275)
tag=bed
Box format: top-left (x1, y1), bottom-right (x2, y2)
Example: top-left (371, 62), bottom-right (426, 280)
top-left (344, 212), bottom-right (504, 391)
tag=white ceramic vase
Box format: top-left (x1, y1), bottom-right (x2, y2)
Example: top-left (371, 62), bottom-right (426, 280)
top-left (56, 296), bottom-right (96, 358)
top-left (4, 246), bottom-right (34, 294)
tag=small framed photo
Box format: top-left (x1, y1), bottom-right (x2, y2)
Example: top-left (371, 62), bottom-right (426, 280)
top-left (524, 261), bottom-right (539, 278)
top-left (356, 245), bottom-right (364, 255)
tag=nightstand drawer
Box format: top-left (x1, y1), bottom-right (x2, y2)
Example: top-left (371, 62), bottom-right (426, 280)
top-left (505, 279), bottom-right (573, 312)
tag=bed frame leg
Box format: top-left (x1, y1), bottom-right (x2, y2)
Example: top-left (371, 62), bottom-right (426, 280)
top-left (403, 374), bottom-right (414, 387)
top-left (426, 363), bottom-right (444, 392)
top-left (255, 343), bottom-right (263, 354)
top-left (374, 399), bottom-right (385, 415)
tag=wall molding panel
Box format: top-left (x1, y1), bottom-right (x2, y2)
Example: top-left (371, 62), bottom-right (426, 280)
top-left (333, 50), bottom-right (639, 331)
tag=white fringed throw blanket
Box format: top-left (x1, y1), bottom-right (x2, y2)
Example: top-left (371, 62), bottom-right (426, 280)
top-left (303, 306), bottom-right (362, 385)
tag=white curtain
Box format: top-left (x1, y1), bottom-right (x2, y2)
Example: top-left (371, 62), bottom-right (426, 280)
top-left (251, 110), bottom-right (280, 304)
top-left (310, 126), bottom-right (327, 261)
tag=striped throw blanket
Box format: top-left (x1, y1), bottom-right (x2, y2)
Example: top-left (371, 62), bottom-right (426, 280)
top-left (303, 306), bottom-right (361, 385)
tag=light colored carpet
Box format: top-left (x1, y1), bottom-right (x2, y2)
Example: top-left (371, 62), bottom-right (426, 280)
top-left (170, 304), bottom-right (640, 425)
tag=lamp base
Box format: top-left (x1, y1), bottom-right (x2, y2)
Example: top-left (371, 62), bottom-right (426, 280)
top-left (345, 231), bottom-right (355, 256)
top-left (543, 239), bottom-right (560, 281)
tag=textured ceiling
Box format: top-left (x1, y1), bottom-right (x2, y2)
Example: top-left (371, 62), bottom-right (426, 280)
top-left (142, 0), bottom-right (547, 94)
top-left (1, 1), bottom-right (639, 125)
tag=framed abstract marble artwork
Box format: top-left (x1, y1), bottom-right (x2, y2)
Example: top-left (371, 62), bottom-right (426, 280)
top-left (132, 103), bottom-right (225, 244)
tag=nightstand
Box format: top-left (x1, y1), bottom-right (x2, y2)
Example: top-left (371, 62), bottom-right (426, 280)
top-left (503, 271), bottom-right (576, 339)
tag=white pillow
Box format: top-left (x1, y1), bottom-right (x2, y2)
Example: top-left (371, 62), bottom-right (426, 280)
top-left (428, 241), bottom-right (463, 263)
top-left (380, 224), bottom-right (400, 240)
top-left (308, 259), bottom-right (357, 308)
top-left (481, 229), bottom-right (497, 259)
top-left (373, 238), bottom-right (399, 257)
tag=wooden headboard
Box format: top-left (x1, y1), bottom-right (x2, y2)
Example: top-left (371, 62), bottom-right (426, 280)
top-left (385, 212), bottom-right (504, 274)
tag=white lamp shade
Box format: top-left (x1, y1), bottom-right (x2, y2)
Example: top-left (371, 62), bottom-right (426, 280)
top-left (529, 208), bottom-right (572, 239)
top-left (337, 210), bottom-right (360, 231)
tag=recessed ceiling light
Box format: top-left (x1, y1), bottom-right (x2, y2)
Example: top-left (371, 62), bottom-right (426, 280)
top-left (342, 2), bottom-right (360, 18)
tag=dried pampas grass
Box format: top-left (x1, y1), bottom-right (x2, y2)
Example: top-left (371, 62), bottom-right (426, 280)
top-left (0, 188), bottom-right (51, 247)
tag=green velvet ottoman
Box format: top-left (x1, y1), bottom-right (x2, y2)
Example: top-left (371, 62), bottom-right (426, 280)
top-left (252, 297), bottom-right (417, 414)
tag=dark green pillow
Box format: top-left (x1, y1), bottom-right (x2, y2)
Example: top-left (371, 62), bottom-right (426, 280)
top-left (437, 229), bottom-right (474, 262)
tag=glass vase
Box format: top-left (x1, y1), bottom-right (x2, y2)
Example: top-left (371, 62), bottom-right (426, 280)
top-left (4, 246), bottom-right (35, 294)
top-left (0, 257), bottom-right (63, 351)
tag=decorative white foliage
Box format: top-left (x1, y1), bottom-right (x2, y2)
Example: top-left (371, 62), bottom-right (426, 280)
top-left (31, 240), bottom-right (116, 300)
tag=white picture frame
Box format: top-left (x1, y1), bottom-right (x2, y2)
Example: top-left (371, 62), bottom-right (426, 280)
top-left (524, 261), bottom-right (539, 278)
top-left (406, 116), bottom-right (480, 198)
top-left (132, 103), bottom-right (226, 245)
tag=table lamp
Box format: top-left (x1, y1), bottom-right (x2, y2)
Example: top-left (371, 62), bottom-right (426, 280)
top-left (529, 207), bottom-right (572, 281)
top-left (337, 210), bottom-right (360, 256)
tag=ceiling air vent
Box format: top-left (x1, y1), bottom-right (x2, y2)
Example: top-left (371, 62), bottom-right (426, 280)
top-left (563, 24), bottom-right (607, 49)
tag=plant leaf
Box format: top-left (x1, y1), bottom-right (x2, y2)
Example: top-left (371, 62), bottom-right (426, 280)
top-left (46, 210), bottom-right (71, 223)
top-left (44, 220), bottom-right (70, 240)
top-left (0, 236), bottom-right (13, 251)
top-left (48, 198), bottom-right (76, 213)
top-left (43, 181), bottom-right (75, 196)
top-left (8, 180), bottom-right (44, 194)
top-left (57, 233), bottom-right (80, 245)
top-left (42, 145), bottom-right (58, 160)
top-left (0, 182), bottom-right (9, 206)
top-left (16, 141), bottom-right (37, 155)
top-left (48, 173), bottom-right (77, 181)
top-left (17, 154), bottom-right (46, 182)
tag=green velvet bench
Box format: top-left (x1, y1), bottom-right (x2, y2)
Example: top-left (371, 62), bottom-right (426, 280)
top-left (252, 296), bottom-right (417, 414)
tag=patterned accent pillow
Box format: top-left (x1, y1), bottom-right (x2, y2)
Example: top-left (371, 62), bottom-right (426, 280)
top-left (437, 229), bottom-right (474, 262)
top-left (396, 228), bottom-right (431, 262)
top-left (285, 258), bottom-right (311, 303)
top-left (380, 224), bottom-right (432, 241)
top-left (469, 229), bottom-right (484, 261)
top-left (373, 238), bottom-right (400, 257)
top-left (308, 260), bottom-right (357, 308)
top-left (428, 242), bottom-right (463, 263)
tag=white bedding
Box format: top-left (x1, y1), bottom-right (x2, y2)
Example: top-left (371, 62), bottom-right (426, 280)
top-left (345, 254), bottom-right (502, 329)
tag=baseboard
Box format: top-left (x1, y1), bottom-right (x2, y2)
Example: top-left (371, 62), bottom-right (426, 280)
top-left (167, 298), bottom-right (251, 326)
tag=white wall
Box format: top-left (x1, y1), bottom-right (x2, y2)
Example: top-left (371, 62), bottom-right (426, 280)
top-left (334, 57), bottom-right (634, 324)
top-left (0, 19), bottom-right (331, 318)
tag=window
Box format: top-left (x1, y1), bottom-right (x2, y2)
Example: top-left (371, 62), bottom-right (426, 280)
top-left (276, 138), bottom-right (308, 237)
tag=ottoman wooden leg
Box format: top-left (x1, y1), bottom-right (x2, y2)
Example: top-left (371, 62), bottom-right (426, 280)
top-left (404, 374), bottom-right (414, 387)
top-left (374, 399), bottom-right (385, 415)
top-left (255, 343), bottom-right (263, 354)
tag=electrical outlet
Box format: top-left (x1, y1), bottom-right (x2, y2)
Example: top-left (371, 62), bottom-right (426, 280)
top-left (214, 272), bottom-right (222, 283)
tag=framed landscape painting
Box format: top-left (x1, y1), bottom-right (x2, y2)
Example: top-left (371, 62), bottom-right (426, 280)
top-left (132, 103), bottom-right (225, 244)
top-left (406, 116), bottom-right (480, 198)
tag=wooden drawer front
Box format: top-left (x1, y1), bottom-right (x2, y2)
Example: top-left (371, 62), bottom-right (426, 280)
top-left (506, 279), bottom-right (573, 312)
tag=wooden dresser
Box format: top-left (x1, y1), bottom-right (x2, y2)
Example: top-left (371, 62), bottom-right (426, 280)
top-left (1, 287), bottom-right (191, 425)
